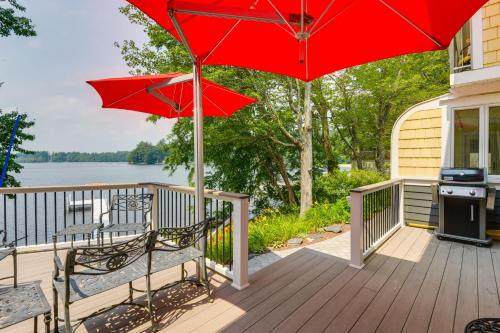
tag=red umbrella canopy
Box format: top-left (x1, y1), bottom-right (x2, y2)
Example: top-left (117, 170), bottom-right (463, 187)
top-left (128, 0), bottom-right (486, 82)
top-left (87, 72), bottom-right (256, 118)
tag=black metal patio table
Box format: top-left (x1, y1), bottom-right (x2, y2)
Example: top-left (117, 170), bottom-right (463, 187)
top-left (0, 282), bottom-right (51, 333)
top-left (100, 222), bottom-right (150, 244)
top-left (53, 223), bottom-right (102, 248)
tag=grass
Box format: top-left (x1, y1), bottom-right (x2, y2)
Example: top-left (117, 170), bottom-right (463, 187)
top-left (206, 199), bottom-right (350, 264)
top-left (248, 198), bottom-right (350, 253)
top-left (207, 170), bottom-right (387, 262)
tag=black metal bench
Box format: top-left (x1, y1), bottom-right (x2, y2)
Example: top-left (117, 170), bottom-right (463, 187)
top-left (52, 231), bottom-right (157, 332)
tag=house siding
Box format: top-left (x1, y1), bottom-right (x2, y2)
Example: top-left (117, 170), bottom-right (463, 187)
top-left (398, 109), bottom-right (442, 177)
top-left (404, 184), bottom-right (438, 228)
top-left (483, 0), bottom-right (500, 67)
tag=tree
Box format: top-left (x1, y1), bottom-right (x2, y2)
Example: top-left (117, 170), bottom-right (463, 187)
top-left (118, 4), bottom-right (450, 210)
top-left (0, 109), bottom-right (34, 187)
top-left (314, 51), bottom-right (450, 173)
top-left (128, 141), bottom-right (167, 165)
top-left (0, 0), bottom-right (36, 37)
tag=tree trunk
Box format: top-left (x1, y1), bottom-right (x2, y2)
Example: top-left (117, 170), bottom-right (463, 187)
top-left (300, 82), bottom-right (313, 216)
top-left (375, 103), bottom-right (390, 173)
top-left (318, 105), bottom-right (337, 172)
top-left (271, 149), bottom-right (297, 206)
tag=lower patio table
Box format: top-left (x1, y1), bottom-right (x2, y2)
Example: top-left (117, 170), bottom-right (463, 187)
top-left (0, 282), bottom-right (51, 333)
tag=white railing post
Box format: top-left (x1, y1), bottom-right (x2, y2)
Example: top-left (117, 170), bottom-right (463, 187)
top-left (350, 191), bottom-right (364, 269)
top-left (231, 196), bottom-right (249, 290)
top-left (148, 184), bottom-right (159, 230)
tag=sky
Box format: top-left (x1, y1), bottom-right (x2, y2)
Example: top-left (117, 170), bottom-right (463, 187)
top-left (0, 0), bottom-right (174, 152)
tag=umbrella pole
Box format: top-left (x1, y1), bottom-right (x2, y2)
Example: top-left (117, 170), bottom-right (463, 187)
top-left (193, 56), bottom-right (205, 280)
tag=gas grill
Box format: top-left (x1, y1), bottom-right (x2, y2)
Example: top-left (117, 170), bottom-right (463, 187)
top-left (432, 168), bottom-right (496, 246)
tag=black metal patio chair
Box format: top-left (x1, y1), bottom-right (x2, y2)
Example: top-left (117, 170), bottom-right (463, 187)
top-left (52, 231), bottom-right (157, 332)
top-left (100, 194), bottom-right (154, 244)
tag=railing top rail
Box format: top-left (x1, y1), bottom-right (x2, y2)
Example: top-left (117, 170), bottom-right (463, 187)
top-left (148, 182), bottom-right (250, 200)
top-left (0, 182), bottom-right (249, 201)
top-left (350, 178), bottom-right (402, 195)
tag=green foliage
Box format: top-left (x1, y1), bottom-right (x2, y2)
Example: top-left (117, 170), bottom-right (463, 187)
top-left (207, 225), bottom-right (232, 266)
top-left (0, 0), bottom-right (36, 37)
top-left (329, 51), bottom-right (449, 171)
top-left (48, 151), bottom-right (130, 163)
top-left (128, 141), bottom-right (167, 165)
top-left (16, 151), bottom-right (49, 162)
top-left (0, 109), bottom-right (34, 187)
top-left (314, 170), bottom-right (388, 203)
top-left (248, 199), bottom-right (350, 253)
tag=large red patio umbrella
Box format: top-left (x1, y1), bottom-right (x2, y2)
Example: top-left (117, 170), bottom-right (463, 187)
top-left (87, 72), bottom-right (256, 118)
top-left (124, 0), bottom-right (486, 282)
top-left (128, 0), bottom-right (486, 82)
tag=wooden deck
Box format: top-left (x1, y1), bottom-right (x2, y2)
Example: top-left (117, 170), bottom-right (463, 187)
top-left (2, 226), bottom-right (500, 332)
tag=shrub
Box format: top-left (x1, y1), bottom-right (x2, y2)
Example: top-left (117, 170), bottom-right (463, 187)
top-left (207, 226), bottom-right (232, 266)
top-left (247, 199), bottom-right (351, 253)
top-left (314, 170), bottom-right (388, 203)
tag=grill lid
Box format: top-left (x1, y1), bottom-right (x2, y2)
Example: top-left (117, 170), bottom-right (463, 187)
top-left (440, 168), bottom-right (485, 183)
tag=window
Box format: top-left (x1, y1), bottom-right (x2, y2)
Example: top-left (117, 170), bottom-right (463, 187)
top-left (453, 21), bottom-right (472, 73)
top-left (489, 106), bottom-right (500, 175)
top-left (454, 108), bottom-right (480, 168)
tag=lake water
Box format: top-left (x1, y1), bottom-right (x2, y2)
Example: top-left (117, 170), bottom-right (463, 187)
top-left (17, 162), bottom-right (190, 187)
top-left (1, 163), bottom-right (193, 246)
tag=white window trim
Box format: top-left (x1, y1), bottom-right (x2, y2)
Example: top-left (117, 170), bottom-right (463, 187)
top-left (487, 104), bottom-right (500, 181)
top-left (449, 105), bottom-right (484, 169)
top-left (449, 9), bottom-right (483, 74)
top-left (471, 9), bottom-right (484, 70)
top-left (449, 103), bottom-right (500, 181)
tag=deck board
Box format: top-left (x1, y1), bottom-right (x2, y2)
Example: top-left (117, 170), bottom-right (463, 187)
top-left (453, 244), bottom-right (478, 333)
top-left (351, 229), bottom-right (431, 333)
top-left (427, 242), bottom-right (463, 333)
top-left (1, 227), bottom-right (500, 333)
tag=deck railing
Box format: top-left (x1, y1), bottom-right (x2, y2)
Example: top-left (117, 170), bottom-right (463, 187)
top-left (350, 178), bottom-right (403, 268)
top-left (0, 182), bottom-right (249, 289)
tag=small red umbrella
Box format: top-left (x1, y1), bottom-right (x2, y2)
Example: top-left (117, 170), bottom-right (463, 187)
top-left (128, 0), bottom-right (486, 82)
top-left (87, 72), bottom-right (256, 118)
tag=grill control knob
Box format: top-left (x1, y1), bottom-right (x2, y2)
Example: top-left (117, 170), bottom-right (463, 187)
top-left (470, 190), bottom-right (476, 196)
top-left (447, 189), bottom-right (453, 195)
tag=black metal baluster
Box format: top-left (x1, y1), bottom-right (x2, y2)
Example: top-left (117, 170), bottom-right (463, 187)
top-left (34, 193), bottom-right (38, 245)
top-left (24, 193), bottom-right (28, 246)
top-left (44, 193), bottom-right (47, 244)
top-left (63, 192), bottom-right (66, 242)
top-left (116, 189), bottom-right (120, 237)
top-left (221, 200), bottom-right (225, 265)
top-left (125, 189), bottom-right (129, 236)
top-left (188, 195), bottom-right (192, 226)
top-left (72, 191), bottom-right (76, 228)
top-left (3, 195), bottom-right (6, 244)
top-left (229, 202), bottom-right (233, 270)
top-left (81, 191), bottom-right (85, 228)
top-left (14, 194), bottom-right (17, 246)
top-left (176, 192), bottom-right (179, 228)
top-left (54, 192), bottom-right (57, 241)
top-left (364, 194), bottom-right (367, 252)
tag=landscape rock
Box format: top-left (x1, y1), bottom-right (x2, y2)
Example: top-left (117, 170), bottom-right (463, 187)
top-left (306, 233), bottom-right (323, 242)
top-left (324, 225), bottom-right (342, 233)
top-left (287, 238), bottom-right (303, 246)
